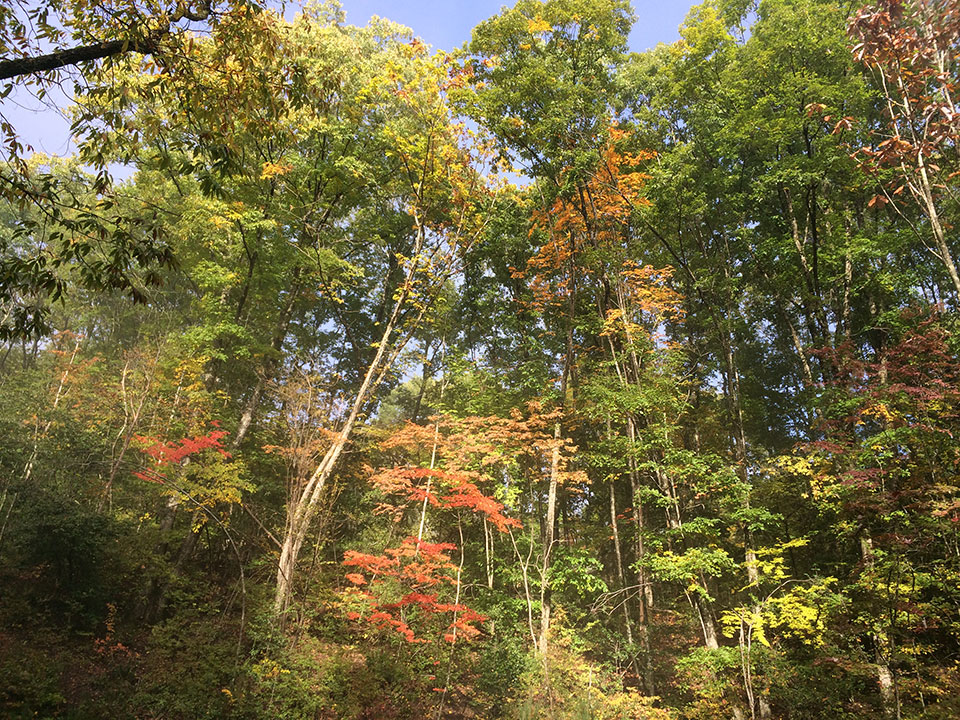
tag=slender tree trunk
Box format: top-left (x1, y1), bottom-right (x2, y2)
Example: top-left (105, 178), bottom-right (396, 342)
top-left (234, 272), bottom-right (301, 451)
top-left (626, 416), bottom-right (654, 612)
top-left (436, 516), bottom-right (467, 719)
top-left (412, 341), bottom-right (435, 424)
top-left (538, 420), bottom-right (561, 655)
top-left (484, 517), bottom-right (495, 590)
top-left (537, 224), bottom-right (577, 660)
top-left (606, 418), bottom-right (652, 691)
top-left (744, 500), bottom-right (772, 720)
top-left (715, 288), bottom-right (772, 719)
top-left (415, 369), bottom-right (445, 552)
top-left (275, 223), bottom-right (432, 614)
top-left (510, 527), bottom-right (539, 650)
top-left (693, 592), bottom-right (720, 650)
top-left (783, 311), bottom-right (814, 388)
top-left (609, 470), bottom-right (638, 663)
top-left (99, 352), bottom-right (159, 512)
top-left (916, 157), bottom-right (960, 299)
top-left (22, 335), bottom-right (81, 484)
top-left (842, 250), bottom-right (853, 344)
top-left (275, 311), bottom-right (398, 613)
top-left (879, 56), bottom-right (960, 299)
top-left (861, 535), bottom-right (899, 719)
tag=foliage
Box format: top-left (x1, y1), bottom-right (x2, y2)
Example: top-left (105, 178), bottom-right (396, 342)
top-left (3, 1), bottom-right (960, 719)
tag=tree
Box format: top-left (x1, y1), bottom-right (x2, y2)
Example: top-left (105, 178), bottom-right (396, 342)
top-left (272, 26), bottom-right (490, 614)
top-left (0, 0), bottom-right (222, 82)
top-left (849, 0), bottom-right (960, 300)
top-left (458, 0), bottom-right (634, 663)
top-left (0, 0), bottom-right (269, 340)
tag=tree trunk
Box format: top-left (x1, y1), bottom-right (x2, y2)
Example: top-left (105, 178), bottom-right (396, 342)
top-left (538, 420), bottom-right (561, 655)
top-left (0, 2), bottom-right (212, 82)
top-left (916, 157), bottom-right (960, 299)
top-left (860, 535), bottom-right (900, 719)
top-left (609, 473), bottom-right (639, 666)
top-left (627, 415), bottom-right (654, 612)
top-left (233, 273), bottom-right (301, 451)
top-left (275, 315), bottom-right (396, 613)
top-left (745, 517), bottom-right (772, 720)
top-left (275, 222), bottom-right (433, 614)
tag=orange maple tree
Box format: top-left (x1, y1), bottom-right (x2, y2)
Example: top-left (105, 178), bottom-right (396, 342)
top-left (340, 409), bottom-right (584, 645)
top-left (517, 126), bottom-right (656, 312)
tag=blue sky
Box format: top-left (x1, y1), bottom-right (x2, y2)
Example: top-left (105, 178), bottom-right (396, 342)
top-left (336, 0), bottom-right (693, 54)
top-left (6, 0), bottom-right (695, 158)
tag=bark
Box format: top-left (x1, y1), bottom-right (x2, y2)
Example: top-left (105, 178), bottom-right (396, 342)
top-left (22, 335), bottom-right (81, 484)
top-left (484, 517), bottom-right (495, 590)
top-left (744, 504), bottom-right (772, 720)
top-left (874, 55), bottom-right (960, 299)
top-left (435, 518), bottom-right (467, 719)
top-left (0, 488), bottom-right (17, 552)
top-left (0, 2), bottom-right (212, 82)
top-left (861, 535), bottom-right (900, 719)
top-left (510, 527), bottom-right (539, 650)
top-left (415, 379), bottom-right (444, 552)
top-left (659, 462), bottom-right (720, 654)
top-left (233, 272), bottom-right (301, 451)
top-left (536, 219), bottom-right (578, 659)
top-left (609, 473), bottom-right (643, 682)
top-left (715, 277), bottom-right (772, 719)
top-left (623, 418), bottom-right (655, 620)
top-left (695, 593), bottom-right (721, 650)
top-left (916, 156), bottom-right (960, 298)
top-left (98, 352), bottom-right (159, 512)
top-left (0, 38), bottom-right (158, 81)
top-left (538, 421), bottom-right (561, 655)
top-left (779, 184), bottom-right (815, 296)
top-left (842, 250), bottom-right (853, 344)
top-left (275, 302), bottom-right (398, 612)
top-left (411, 345), bottom-right (433, 424)
top-left (274, 222), bottom-right (434, 614)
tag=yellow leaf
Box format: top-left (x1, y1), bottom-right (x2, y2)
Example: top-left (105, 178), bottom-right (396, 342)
top-left (527, 15), bottom-right (552, 34)
top-left (260, 161), bottom-right (292, 180)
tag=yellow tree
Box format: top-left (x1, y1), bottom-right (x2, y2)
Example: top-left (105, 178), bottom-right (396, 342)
top-left (273, 38), bottom-right (492, 614)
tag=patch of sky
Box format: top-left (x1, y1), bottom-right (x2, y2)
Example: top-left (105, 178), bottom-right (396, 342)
top-left (2, 1), bottom-right (695, 170)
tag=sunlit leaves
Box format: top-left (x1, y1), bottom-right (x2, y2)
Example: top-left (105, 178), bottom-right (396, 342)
top-left (457, 0), bottom-right (633, 183)
top-left (341, 537), bottom-right (486, 645)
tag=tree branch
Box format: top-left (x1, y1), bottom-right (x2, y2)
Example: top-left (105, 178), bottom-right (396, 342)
top-left (0, 37), bottom-right (160, 81)
top-left (0, 1), bottom-right (213, 82)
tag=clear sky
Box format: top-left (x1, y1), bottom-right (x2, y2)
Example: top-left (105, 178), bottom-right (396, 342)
top-left (336, 0), bottom-right (692, 54)
top-left (6, 0), bottom-right (695, 158)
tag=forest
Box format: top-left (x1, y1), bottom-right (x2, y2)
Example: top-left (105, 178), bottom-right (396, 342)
top-left (1, 0), bottom-right (959, 717)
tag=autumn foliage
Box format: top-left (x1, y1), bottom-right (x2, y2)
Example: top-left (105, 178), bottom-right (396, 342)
top-left (343, 536), bottom-right (486, 644)
top-left (133, 425), bottom-right (231, 484)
